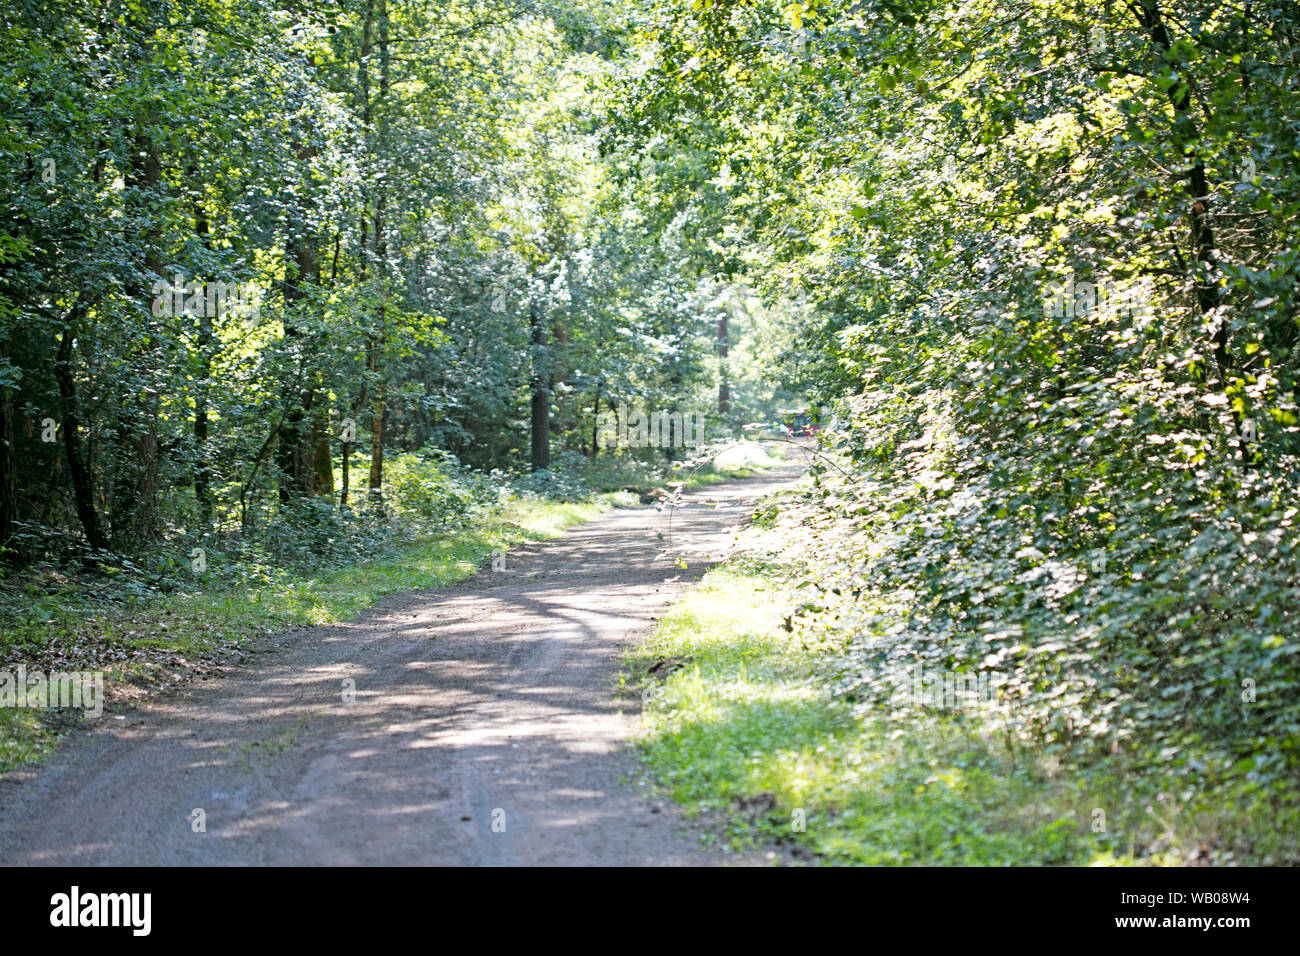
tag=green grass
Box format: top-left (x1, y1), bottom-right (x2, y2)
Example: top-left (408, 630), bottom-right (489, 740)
top-left (0, 708), bottom-right (66, 774)
top-left (624, 560), bottom-right (1194, 866)
top-left (0, 494), bottom-right (623, 775)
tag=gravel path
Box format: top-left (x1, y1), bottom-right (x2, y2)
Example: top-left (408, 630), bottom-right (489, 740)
top-left (0, 460), bottom-right (805, 866)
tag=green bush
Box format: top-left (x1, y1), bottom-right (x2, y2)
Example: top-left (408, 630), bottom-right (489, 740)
top-left (385, 448), bottom-right (496, 523)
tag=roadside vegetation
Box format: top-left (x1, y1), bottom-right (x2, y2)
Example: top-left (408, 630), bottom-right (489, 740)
top-left (608, 0), bottom-right (1300, 867)
top-left (630, 454), bottom-right (1300, 866)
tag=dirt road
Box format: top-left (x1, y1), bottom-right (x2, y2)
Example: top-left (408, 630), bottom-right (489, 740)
top-left (0, 461), bottom-right (805, 866)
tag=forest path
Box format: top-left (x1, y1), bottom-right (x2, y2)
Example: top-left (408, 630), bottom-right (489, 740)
top-left (0, 454), bottom-right (807, 866)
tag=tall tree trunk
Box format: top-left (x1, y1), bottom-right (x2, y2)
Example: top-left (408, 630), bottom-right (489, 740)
top-left (0, 344), bottom-right (17, 563)
top-left (340, 387), bottom-right (364, 508)
top-left (55, 323), bottom-right (108, 553)
top-left (367, 335), bottom-right (385, 507)
top-left (192, 183), bottom-right (214, 531)
top-left (362, 0), bottom-right (391, 508)
top-left (277, 144), bottom-right (325, 502)
top-left (119, 121), bottom-right (163, 549)
top-left (368, 197), bottom-right (388, 508)
top-left (1135, 1), bottom-right (1239, 450)
top-left (340, 430), bottom-right (351, 508)
top-left (717, 308), bottom-right (731, 416)
top-left (530, 297), bottom-right (550, 470)
top-left (550, 257), bottom-right (572, 444)
top-left (312, 412), bottom-right (333, 495)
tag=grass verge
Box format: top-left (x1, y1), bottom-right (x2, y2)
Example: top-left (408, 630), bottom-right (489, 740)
top-left (624, 559), bottom-right (1220, 866)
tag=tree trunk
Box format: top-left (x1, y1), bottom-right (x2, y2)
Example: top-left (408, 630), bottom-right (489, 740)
top-left (1134, 3), bottom-right (1237, 418)
top-left (717, 308), bottom-right (730, 416)
top-left (368, 338), bottom-right (385, 508)
top-left (277, 144), bottom-right (324, 502)
top-left (312, 412), bottom-right (333, 495)
top-left (193, 183), bottom-right (214, 531)
top-left (55, 324), bottom-right (108, 553)
top-left (530, 298), bottom-right (550, 470)
top-left (358, 0), bottom-right (391, 509)
top-left (117, 112), bottom-right (164, 549)
top-left (0, 347), bottom-right (18, 563)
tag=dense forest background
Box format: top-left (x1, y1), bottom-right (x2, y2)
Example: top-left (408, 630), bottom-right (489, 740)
top-left (3, 0), bottom-right (1299, 861)
top-left (1, 0), bottom-right (801, 580)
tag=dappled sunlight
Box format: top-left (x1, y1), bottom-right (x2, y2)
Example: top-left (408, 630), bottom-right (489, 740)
top-left (2, 0), bottom-right (1296, 881)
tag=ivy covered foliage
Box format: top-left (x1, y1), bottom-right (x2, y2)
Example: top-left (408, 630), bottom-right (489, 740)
top-left (611, 0), bottom-right (1300, 860)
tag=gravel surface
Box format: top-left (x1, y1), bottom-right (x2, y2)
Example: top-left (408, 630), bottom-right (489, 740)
top-left (0, 460), bottom-right (806, 866)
